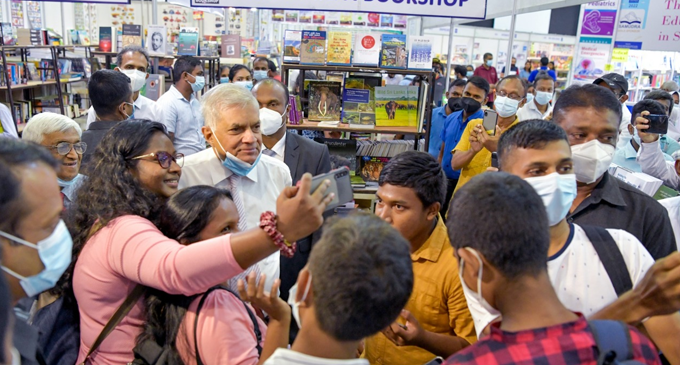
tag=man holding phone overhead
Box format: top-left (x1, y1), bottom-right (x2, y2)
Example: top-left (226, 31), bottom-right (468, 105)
top-left (450, 75), bottom-right (526, 193)
top-left (637, 96), bottom-right (680, 190)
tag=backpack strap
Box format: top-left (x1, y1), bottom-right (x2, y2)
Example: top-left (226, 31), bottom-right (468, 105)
top-left (193, 286), bottom-right (263, 365)
top-left (580, 225), bottom-right (633, 297)
top-left (80, 284), bottom-right (146, 365)
top-left (588, 320), bottom-right (635, 365)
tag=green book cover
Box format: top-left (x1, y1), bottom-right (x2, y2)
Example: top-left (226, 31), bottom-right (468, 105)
top-left (654, 185), bottom-right (680, 200)
top-left (375, 86), bottom-right (409, 127)
top-left (407, 86), bottom-right (418, 127)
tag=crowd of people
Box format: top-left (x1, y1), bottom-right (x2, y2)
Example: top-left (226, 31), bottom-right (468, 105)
top-left (2, 45), bottom-right (680, 365)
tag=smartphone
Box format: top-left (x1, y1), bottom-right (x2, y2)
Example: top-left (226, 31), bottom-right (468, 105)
top-left (646, 114), bottom-right (669, 135)
top-left (310, 167), bottom-right (353, 211)
top-left (482, 109), bottom-right (498, 136)
top-left (423, 357), bottom-right (444, 365)
top-left (491, 152), bottom-right (499, 168)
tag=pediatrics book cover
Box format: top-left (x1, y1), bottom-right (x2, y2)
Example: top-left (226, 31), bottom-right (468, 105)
top-left (300, 30), bottom-right (326, 65)
top-left (327, 32), bottom-right (352, 65)
top-left (380, 34), bottom-right (407, 69)
top-left (408, 36), bottom-right (433, 70)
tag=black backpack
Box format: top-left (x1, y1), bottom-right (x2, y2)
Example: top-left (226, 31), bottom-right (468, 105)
top-left (589, 320), bottom-right (646, 365)
top-left (131, 286), bottom-right (262, 365)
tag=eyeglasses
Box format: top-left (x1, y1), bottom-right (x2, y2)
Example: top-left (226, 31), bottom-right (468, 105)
top-left (48, 142), bottom-right (87, 156)
top-left (497, 90), bottom-right (524, 101)
top-left (131, 151), bottom-right (184, 169)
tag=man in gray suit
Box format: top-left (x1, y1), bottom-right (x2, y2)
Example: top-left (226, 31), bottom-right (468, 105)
top-left (252, 79), bottom-right (332, 304)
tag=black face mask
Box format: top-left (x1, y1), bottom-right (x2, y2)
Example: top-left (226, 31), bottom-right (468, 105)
top-left (448, 97), bottom-right (463, 113)
top-left (460, 97), bottom-right (482, 115)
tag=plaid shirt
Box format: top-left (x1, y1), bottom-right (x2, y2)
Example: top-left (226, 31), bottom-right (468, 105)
top-left (444, 316), bottom-right (661, 365)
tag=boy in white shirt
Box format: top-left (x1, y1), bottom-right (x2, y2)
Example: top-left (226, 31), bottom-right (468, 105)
top-left (265, 214), bottom-right (414, 365)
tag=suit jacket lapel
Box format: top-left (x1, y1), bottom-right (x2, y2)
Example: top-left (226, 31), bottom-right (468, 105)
top-left (284, 133), bottom-right (300, 181)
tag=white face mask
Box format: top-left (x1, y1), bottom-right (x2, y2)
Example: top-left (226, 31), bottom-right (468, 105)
top-left (494, 96), bottom-right (520, 118)
top-left (287, 273), bottom-right (312, 329)
top-left (259, 107), bottom-right (286, 136)
top-left (458, 247), bottom-right (501, 338)
top-left (119, 69), bottom-right (147, 92)
top-left (571, 140), bottom-right (615, 184)
top-left (524, 173), bottom-right (577, 226)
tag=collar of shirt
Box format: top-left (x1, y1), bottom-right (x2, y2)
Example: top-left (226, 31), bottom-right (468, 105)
top-left (411, 216), bottom-right (447, 262)
top-left (526, 98), bottom-right (553, 117)
top-left (264, 133), bottom-right (286, 158)
top-left (201, 147), bottom-right (260, 183)
top-left (488, 313), bottom-right (587, 344)
top-left (623, 140), bottom-right (638, 160)
top-left (434, 105), bottom-right (447, 118)
top-left (584, 172), bottom-right (627, 208)
top-left (168, 85), bottom-right (194, 103)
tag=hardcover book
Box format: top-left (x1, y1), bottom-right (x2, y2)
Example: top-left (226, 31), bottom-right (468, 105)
top-left (314, 138), bottom-right (358, 175)
top-left (352, 33), bottom-right (380, 67)
top-left (178, 29), bottom-right (199, 56)
top-left (221, 34), bottom-right (241, 58)
top-left (300, 30), bottom-right (326, 65)
top-left (307, 80), bottom-right (341, 122)
top-left (342, 77), bottom-right (377, 129)
top-left (407, 36), bottom-right (433, 70)
top-left (146, 25), bottom-right (166, 56)
top-left (327, 32), bottom-right (352, 66)
top-left (375, 86), bottom-right (410, 127)
top-left (122, 24), bottom-right (142, 47)
top-left (283, 30), bottom-right (301, 63)
top-left (380, 34), bottom-right (407, 69)
top-left (99, 26), bottom-right (114, 52)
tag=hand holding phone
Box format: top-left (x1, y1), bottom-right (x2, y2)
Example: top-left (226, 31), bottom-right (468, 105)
top-left (310, 167), bottom-right (354, 212)
top-left (635, 110), bottom-right (664, 143)
top-left (482, 110), bottom-right (498, 136)
top-left (646, 114), bottom-right (669, 135)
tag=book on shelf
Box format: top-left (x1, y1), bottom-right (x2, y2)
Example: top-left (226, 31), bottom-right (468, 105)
top-left (68, 29), bottom-right (80, 45)
top-left (178, 28), bottom-right (199, 56)
top-left (283, 30), bottom-right (301, 64)
top-left (342, 77), bottom-right (376, 129)
top-left (221, 34), bottom-right (241, 58)
top-left (380, 34), bottom-right (407, 69)
top-left (416, 80), bottom-right (430, 132)
top-left (78, 30), bottom-right (91, 46)
top-left (407, 86), bottom-right (418, 127)
top-left (327, 32), bottom-right (352, 66)
top-left (99, 26), bottom-right (114, 52)
top-left (359, 156), bottom-right (390, 182)
top-left (353, 33), bottom-right (380, 67)
top-left (407, 36), bottom-right (433, 70)
top-left (146, 25), bottom-right (166, 56)
top-left (307, 80), bottom-right (342, 122)
top-left (300, 30), bottom-right (326, 65)
top-left (375, 86), bottom-right (409, 127)
top-left (1, 23), bottom-right (14, 46)
top-left (122, 24), bottom-right (142, 47)
top-left (16, 29), bottom-right (31, 46)
top-left (314, 138), bottom-right (358, 175)
top-left (26, 62), bottom-right (39, 81)
top-left (143, 74), bottom-right (165, 101)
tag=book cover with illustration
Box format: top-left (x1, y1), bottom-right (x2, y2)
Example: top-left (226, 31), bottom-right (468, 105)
top-left (407, 86), bottom-right (418, 127)
top-left (221, 34), bottom-right (241, 58)
top-left (380, 34), bottom-right (407, 69)
top-left (122, 24), bottom-right (142, 47)
top-left (360, 156), bottom-right (390, 182)
top-left (353, 33), bottom-right (380, 67)
top-left (77, 30), bottom-right (90, 46)
top-left (314, 138), bottom-right (358, 175)
top-left (283, 30), bottom-right (301, 63)
top-left (407, 36), bottom-right (433, 70)
top-left (178, 29), bottom-right (199, 56)
top-left (308, 80), bottom-right (341, 121)
top-left (342, 77), bottom-right (378, 129)
top-left (375, 86), bottom-right (409, 127)
top-left (98, 26), bottom-right (113, 52)
top-left (327, 32), bottom-right (352, 66)
top-left (300, 30), bottom-right (326, 65)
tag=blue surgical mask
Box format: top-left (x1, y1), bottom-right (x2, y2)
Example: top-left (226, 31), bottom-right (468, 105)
top-left (234, 80), bottom-right (253, 91)
top-left (220, 77), bottom-right (230, 84)
top-left (526, 93), bottom-right (534, 104)
top-left (524, 173), bottom-right (577, 226)
top-left (466, 71), bottom-right (474, 77)
top-left (287, 273), bottom-right (312, 329)
top-left (534, 91), bottom-right (553, 106)
top-left (0, 220), bottom-right (73, 297)
top-left (253, 70), bottom-right (268, 81)
top-left (122, 102), bottom-right (135, 120)
top-left (210, 127), bottom-right (261, 176)
top-left (486, 59), bottom-right (493, 67)
top-left (187, 74), bottom-right (205, 92)
top-left (494, 96), bottom-right (520, 118)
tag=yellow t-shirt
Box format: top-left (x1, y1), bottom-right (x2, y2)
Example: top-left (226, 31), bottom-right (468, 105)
top-left (363, 217), bottom-right (476, 365)
top-left (453, 118), bottom-right (520, 193)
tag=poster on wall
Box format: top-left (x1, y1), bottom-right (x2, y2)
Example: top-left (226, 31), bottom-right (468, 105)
top-left (11, 1), bottom-right (24, 28)
top-left (312, 13), bottom-right (325, 24)
top-left (326, 13), bottom-right (340, 25)
top-left (581, 9), bottom-right (617, 36)
top-left (615, 0), bottom-right (679, 51)
top-left (353, 13), bottom-right (366, 26)
top-left (26, 2), bottom-right (42, 29)
top-left (340, 13), bottom-right (352, 26)
top-left (380, 14), bottom-right (393, 28)
top-left (146, 25), bottom-right (166, 56)
top-left (573, 38), bottom-right (611, 81)
top-left (285, 10), bottom-right (298, 22)
top-left (367, 13), bottom-right (380, 27)
top-left (393, 15), bottom-right (407, 29)
top-left (299, 11), bottom-right (312, 23)
top-left (272, 10), bottom-right (284, 22)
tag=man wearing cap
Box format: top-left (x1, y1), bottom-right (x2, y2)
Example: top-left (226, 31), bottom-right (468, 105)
top-left (593, 73), bottom-right (633, 149)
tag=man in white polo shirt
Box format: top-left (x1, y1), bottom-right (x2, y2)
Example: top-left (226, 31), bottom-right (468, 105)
top-left (516, 73), bottom-right (554, 121)
top-left (179, 84), bottom-right (291, 292)
top-left (86, 45), bottom-right (160, 128)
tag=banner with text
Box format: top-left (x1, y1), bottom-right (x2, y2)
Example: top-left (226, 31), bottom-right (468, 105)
top-left (191, 0), bottom-right (487, 19)
top-left (615, 0), bottom-right (680, 51)
top-left (571, 1), bottom-right (619, 84)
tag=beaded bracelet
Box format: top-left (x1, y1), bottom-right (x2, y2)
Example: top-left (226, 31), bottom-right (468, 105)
top-left (259, 211), bottom-right (297, 258)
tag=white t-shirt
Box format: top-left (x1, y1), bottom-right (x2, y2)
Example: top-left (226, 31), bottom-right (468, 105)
top-left (466, 223), bottom-right (654, 336)
top-left (659, 196), bottom-right (680, 250)
top-left (383, 74), bottom-right (404, 86)
top-left (264, 348), bottom-right (369, 365)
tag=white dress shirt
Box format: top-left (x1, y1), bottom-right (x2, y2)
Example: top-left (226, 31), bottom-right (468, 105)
top-left (660, 196), bottom-right (680, 250)
top-left (265, 348), bottom-right (369, 365)
top-left (516, 99), bottom-right (553, 122)
top-left (86, 94), bottom-right (161, 128)
top-left (156, 86), bottom-right (206, 156)
top-left (668, 108), bottom-right (680, 142)
top-left (0, 103), bottom-right (18, 138)
top-left (179, 148), bottom-right (292, 291)
top-left (638, 139), bottom-right (680, 189)
top-left (263, 133), bottom-right (286, 162)
top-left (617, 103), bottom-right (633, 149)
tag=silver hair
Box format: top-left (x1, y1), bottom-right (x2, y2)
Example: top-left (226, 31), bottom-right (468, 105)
top-left (22, 112), bottom-right (82, 143)
top-left (201, 84), bottom-right (259, 129)
top-left (117, 45), bottom-right (150, 69)
top-left (661, 81), bottom-right (679, 92)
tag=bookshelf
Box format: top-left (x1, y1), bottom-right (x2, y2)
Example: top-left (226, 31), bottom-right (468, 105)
top-left (280, 63), bottom-right (435, 151)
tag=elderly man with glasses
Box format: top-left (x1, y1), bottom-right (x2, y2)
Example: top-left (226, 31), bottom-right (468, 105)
top-left (22, 112), bottom-right (87, 209)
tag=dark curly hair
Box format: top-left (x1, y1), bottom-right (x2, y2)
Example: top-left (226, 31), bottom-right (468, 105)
top-left (56, 120), bottom-right (169, 305)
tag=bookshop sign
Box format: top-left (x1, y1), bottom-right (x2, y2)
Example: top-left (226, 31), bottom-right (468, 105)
top-left (190, 0), bottom-right (487, 19)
